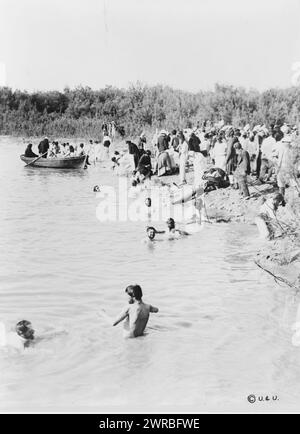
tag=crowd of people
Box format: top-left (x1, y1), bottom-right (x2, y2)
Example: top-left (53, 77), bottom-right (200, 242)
top-left (114, 122), bottom-right (300, 201)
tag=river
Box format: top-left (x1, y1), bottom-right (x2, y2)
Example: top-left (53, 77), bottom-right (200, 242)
top-left (0, 136), bottom-right (300, 413)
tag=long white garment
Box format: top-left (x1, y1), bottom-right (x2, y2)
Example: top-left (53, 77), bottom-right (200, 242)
top-left (179, 141), bottom-right (189, 183)
top-left (261, 136), bottom-right (276, 160)
top-left (212, 141), bottom-right (227, 171)
top-left (193, 152), bottom-right (207, 187)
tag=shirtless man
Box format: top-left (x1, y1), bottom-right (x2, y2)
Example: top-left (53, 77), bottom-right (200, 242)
top-left (100, 285), bottom-right (159, 338)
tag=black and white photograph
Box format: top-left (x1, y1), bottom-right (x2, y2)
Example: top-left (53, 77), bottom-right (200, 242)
top-left (1, 0), bottom-right (300, 417)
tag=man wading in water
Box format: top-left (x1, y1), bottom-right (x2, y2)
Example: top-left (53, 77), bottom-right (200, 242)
top-left (100, 285), bottom-right (159, 338)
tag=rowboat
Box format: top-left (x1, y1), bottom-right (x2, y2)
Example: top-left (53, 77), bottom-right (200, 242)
top-left (20, 155), bottom-right (86, 169)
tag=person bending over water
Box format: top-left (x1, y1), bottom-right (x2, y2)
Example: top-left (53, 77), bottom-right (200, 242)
top-left (100, 285), bottom-right (159, 338)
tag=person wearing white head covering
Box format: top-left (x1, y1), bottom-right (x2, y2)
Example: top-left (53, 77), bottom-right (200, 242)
top-left (178, 131), bottom-right (189, 184)
top-left (275, 133), bottom-right (295, 196)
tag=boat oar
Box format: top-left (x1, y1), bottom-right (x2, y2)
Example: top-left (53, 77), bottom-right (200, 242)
top-left (24, 152), bottom-right (48, 167)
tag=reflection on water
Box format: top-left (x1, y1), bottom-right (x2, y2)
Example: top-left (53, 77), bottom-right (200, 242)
top-left (1, 136), bottom-right (300, 412)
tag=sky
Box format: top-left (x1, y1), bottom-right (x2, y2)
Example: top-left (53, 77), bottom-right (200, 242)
top-left (0, 0), bottom-right (300, 92)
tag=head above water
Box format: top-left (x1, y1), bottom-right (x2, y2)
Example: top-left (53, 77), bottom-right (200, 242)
top-left (146, 226), bottom-right (156, 240)
top-left (145, 197), bottom-right (152, 208)
top-left (166, 218), bottom-right (175, 230)
top-left (125, 284), bottom-right (143, 301)
top-left (16, 320), bottom-right (35, 340)
top-left (93, 185), bottom-right (100, 192)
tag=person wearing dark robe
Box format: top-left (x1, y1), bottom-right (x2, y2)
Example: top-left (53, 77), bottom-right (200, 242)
top-left (127, 140), bottom-right (140, 168)
top-left (137, 150), bottom-right (152, 178)
top-left (188, 132), bottom-right (201, 153)
top-left (157, 132), bottom-right (169, 153)
top-left (170, 130), bottom-right (180, 151)
top-left (38, 138), bottom-right (49, 158)
top-left (24, 143), bottom-right (38, 158)
top-left (225, 130), bottom-right (238, 186)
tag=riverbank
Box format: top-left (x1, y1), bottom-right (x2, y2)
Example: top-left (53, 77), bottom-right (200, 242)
top-left (204, 180), bottom-right (300, 295)
top-left (163, 168), bottom-right (300, 293)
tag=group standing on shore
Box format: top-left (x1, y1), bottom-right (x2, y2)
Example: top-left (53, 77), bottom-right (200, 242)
top-left (120, 122), bottom-right (299, 201)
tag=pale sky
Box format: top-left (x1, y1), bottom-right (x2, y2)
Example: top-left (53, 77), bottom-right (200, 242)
top-left (0, 0), bottom-right (300, 92)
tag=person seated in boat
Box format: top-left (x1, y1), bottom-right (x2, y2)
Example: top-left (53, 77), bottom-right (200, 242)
top-left (60, 143), bottom-right (67, 155)
top-left (68, 145), bottom-right (76, 157)
top-left (99, 284), bottom-right (159, 338)
top-left (38, 137), bottom-right (49, 158)
top-left (24, 143), bottom-right (38, 158)
top-left (255, 193), bottom-right (286, 240)
top-left (77, 143), bottom-right (85, 157)
top-left (47, 141), bottom-right (59, 158)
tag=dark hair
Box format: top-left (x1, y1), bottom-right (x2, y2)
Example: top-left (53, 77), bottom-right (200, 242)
top-left (234, 142), bottom-right (242, 150)
top-left (16, 320), bottom-right (32, 336)
top-left (147, 226), bottom-right (156, 232)
top-left (132, 180), bottom-right (137, 187)
top-left (167, 217), bottom-right (175, 229)
top-left (172, 129), bottom-right (177, 135)
top-left (70, 145), bottom-right (75, 152)
top-left (125, 284), bottom-right (143, 301)
top-left (274, 131), bottom-right (284, 142)
top-left (145, 197), bottom-right (152, 207)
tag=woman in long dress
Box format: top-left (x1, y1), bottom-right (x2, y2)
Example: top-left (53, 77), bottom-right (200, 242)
top-left (178, 131), bottom-right (189, 184)
top-left (212, 133), bottom-right (227, 171)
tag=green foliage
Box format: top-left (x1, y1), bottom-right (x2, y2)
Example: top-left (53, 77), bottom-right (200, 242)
top-left (1, 83), bottom-right (300, 137)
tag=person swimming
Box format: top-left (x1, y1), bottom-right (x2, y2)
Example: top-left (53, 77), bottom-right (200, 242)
top-left (100, 285), bottom-right (159, 338)
top-left (1, 320), bottom-right (66, 351)
top-left (166, 218), bottom-right (190, 238)
top-left (0, 320), bottom-right (36, 350)
top-left (15, 320), bottom-right (35, 349)
top-left (142, 226), bottom-right (165, 244)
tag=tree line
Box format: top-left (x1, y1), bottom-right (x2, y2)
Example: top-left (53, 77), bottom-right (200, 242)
top-left (0, 83), bottom-right (300, 138)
